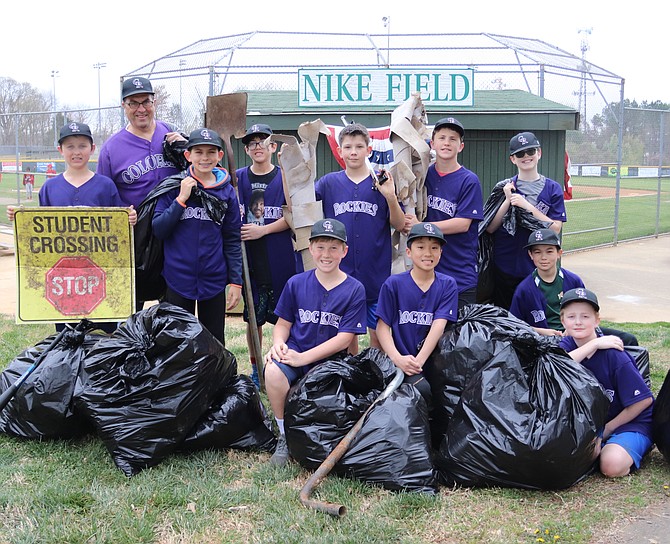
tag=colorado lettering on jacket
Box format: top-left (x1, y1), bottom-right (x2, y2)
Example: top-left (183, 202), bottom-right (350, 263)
top-left (399, 310), bottom-right (433, 325)
top-left (427, 195), bottom-right (456, 216)
top-left (180, 206), bottom-right (213, 221)
top-left (333, 201), bottom-right (378, 217)
top-left (121, 154), bottom-right (175, 184)
top-left (298, 309), bottom-right (342, 328)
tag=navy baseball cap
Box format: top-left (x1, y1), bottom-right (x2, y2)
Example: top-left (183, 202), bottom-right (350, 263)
top-left (525, 228), bottom-right (561, 249)
top-left (242, 123), bottom-right (273, 145)
top-left (560, 288), bottom-right (600, 312)
top-left (407, 222), bottom-right (445, 245)
top-left (509, 132), bottom-right (541, 155)
top-left (433, 117), bottom-right (464, 138)
top-left (58, 122), bottom-right (93, 145)
top-left (122, 77), bottom-right (154, 100)
top-left (310, 218), bottom-right (347, 243)
top-left (187, 128), bottom-right (223, 150)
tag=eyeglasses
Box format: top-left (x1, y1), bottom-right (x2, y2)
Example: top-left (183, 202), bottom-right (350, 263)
top-left (246, 140), bottom-right (268, 150)
top-left (124, 98), bottom-right (154, 110)
top-left (513, 147), bottom-right (538, 159)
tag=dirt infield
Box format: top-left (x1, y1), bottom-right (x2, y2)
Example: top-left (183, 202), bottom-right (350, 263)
top-left (576, 185), bottom-right (658, 199)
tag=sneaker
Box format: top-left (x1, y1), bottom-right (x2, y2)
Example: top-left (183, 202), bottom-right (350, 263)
top-left (269, 434), bottom-right (289, 466)
top-left (251, 364), bottom-right (260, 389)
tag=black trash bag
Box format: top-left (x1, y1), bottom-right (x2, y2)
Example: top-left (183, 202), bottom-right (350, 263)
top-left (285, 348), bottom-right (437, 493)
top-left (162, 132), bottom-right (189, 171)
top-left (476, 178), bottom-right (552, 303)
top-left (0, 327), bottom-right (105, 439)
top-left (625, 345), bottom-right (651, 388)
top-left (74, 302), bottom-right (237, 477)
top-left (424, 303), bottom-right (538, 447)
top-left (284, 350), bottom-right (383, 468)
top-left (134, 172), bottom-right (230, 302)
top-left (182, 374), bottom-right (276, 453)
top-left (652, 368), bottom-right (670, 464)
top-left (437, 336), bottom-right (609, 490)
top-left (335, 382), bottom-right (437, 494)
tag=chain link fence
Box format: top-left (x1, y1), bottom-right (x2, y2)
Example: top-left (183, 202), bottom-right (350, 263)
top-left (1, 32), bottom-right (668, 249)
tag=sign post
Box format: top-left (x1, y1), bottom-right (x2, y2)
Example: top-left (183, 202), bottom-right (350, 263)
top-left (13, 207), bottom-right (134, 324)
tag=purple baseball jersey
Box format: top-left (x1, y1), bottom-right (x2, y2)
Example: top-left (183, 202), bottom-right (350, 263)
top-left (315, 170), bottom-right (392, 302)
top-left (376, 270), bottom-right (458, 356)
top-left (510, 267), bottom-right (584, 329)
top-left (423, 164), bottom-right (483, 292)
top-left (38, 173), bottom-right (125, 207)
top-left (493, 176), bottom-right (567, 279)
top-left (560, 336), bottom-right (653, 438)
top-left (152, 168), bottom-right (242, 300)
top-left (97, 120), bottom-right (180, 209)
top-left (237, 166), bottom-right (299, 295)
top-left (275, 269), bottom-right (366, 361)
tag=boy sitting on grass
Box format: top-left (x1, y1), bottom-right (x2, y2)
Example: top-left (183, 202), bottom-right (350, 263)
top-left (264, 218), bottom-right (367, 466)
top-left (559, 288), bottom-right (653, 477)
top-left (376, 222), bottom-right (458, 402)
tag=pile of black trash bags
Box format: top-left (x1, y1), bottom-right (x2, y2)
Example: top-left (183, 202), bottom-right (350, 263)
top-left (0, 303), bottom-right (275, 477)
top-left (3, 302), bottom-right (663, 493)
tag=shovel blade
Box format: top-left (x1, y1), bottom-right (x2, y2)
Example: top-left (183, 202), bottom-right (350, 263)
top-left (205, 92), bottom-right (248, 140)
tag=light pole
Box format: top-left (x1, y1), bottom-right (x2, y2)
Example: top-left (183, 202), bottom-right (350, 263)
top-left (382, 16), bottom-right (390, 68)
top-left (51, 70), bottom-right (59, 147)
top-left (94, 62), bottom-right (106, 134)
top-left (179, 59), bottom-right (186, 128)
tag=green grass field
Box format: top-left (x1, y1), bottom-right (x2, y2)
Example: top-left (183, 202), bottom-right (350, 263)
top-left (1, 317), bottom-right (669, 543)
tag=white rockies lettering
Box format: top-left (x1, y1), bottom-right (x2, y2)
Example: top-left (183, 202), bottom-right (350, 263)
top-left (264, 206), bottom-right (283, 220)
top-left (427, 195), bottom-right (456, 217)
top-left (180, 207), bottom-right (213, 221)
top-left (530, 310), bottom-right (546, 323)
top-left (332, 201), bottom-right (378, 217)
top-left (398, 310), bottom-right (434, 325)
top-left (121, 154), bottom-right (174, 184)
top-left (298, 309), bottom-right (342, 328)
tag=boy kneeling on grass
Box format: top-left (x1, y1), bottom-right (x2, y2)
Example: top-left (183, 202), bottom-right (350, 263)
top-left (264, 218), bottom-right (367, 466)
top-left (559, 288), bottom-right (654, 477)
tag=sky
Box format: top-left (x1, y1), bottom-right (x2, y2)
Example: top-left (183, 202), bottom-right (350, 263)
top-left (2, 1), bottom-right (667, 111)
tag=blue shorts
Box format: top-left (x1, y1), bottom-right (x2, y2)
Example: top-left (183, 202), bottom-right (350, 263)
top-left (366, 301), bottom-right (378, 330)
top-left (268, 359), bottom-right (316, 387)
top-left (605, 431), bottom-right (653, 469)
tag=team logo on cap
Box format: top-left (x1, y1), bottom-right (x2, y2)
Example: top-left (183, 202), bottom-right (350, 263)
top-left (250, 124), bottom-right (261, 133)
top-left (574, 288), bottom-right (588, 299)
top-left (517, 134), bottom-right (528, 146)
top-left (199, 129), bottom-right (213, 140)
top-left (446, 117), bottom-right (457, 124)
top-left (423, 223), bottom-right (436, 234)
top-left (132, 78), bottom-right (145, 89)
top-left (534, 231), bottom-right (544, 241)
top-left (322, 220), bottom-right (334, 233)
top-left (68, 122), bottom-right (81, 133)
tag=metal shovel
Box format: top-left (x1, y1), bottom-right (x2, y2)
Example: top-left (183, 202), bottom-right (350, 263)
top-left (205, 92), bottom-right (265, 390)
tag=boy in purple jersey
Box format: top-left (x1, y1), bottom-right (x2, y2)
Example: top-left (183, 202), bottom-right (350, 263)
top-left (315, 123), bottom-right (406, 351)
top-left (152, 128), bottom-right (242, 345)
top-left (237, 123), bottom-right (301, 387)
top-left (485, 132), bottom-right (567, 310)
top-left (264, 218), bottom-right (366, 466)
top-left (376, 222), bottom-right (458, 402)
top-left (97, 77), bottom-right (186, 209)
top-left (559, 288), bottom-right (653, 477)
top-left (510, 228), bottom-right (638, 345)
top-left (7, 122), bottom-right (137, 333)
top-left (405, 117), bottom-right (483, 309)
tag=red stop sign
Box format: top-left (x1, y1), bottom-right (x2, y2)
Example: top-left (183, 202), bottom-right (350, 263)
top-left (45, 256), bottom-right (107, 316)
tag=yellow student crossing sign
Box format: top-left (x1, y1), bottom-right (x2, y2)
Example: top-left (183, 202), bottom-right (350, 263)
top-left (13, 207), bottom-right (135, 324)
